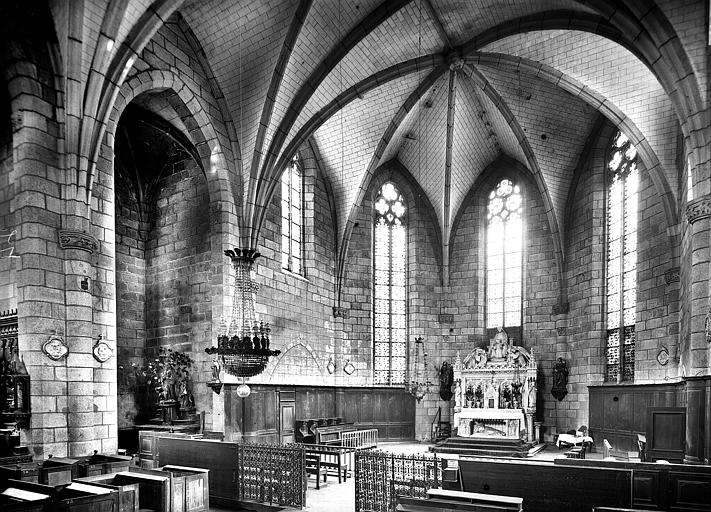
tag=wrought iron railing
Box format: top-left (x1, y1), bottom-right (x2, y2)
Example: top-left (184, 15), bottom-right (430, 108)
top-left (235, 442), bottom-right (306, 508)
top-left (355, 450), bottom-right (442, 512)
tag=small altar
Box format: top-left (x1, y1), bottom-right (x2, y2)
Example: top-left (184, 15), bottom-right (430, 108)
top-left (453, 328), bottom-right (538, 443)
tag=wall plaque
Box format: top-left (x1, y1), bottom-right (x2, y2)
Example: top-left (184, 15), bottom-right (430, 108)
top-left (42, 333), bottom-right (68, 361)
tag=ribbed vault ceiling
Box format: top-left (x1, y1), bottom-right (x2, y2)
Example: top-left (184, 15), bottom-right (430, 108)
top-left (174, 0), bottom-right (681, 253)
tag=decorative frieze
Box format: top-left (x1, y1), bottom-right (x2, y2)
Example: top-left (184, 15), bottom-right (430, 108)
top-left (58, 229), bottom-right (99, 253)
top-left (685, 194), bottom-right (711, 225)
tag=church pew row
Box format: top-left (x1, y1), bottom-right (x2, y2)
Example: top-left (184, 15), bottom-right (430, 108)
top-left (553, 458), bottom-right (711, 511)
top-left (458, 457), bottom-right (711, 512)
top-left (457, 458), bottom-right (632, 512)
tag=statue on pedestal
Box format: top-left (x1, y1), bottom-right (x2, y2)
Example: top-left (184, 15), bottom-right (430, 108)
top-left (551, 357), bottom-right (569, 401)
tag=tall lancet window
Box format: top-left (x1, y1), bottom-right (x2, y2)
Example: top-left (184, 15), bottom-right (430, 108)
top-left (486, 179), bottom-right (523, 337)
top-left (281, 154), bottom-right (303, 274)
top-left (373, 182), bottom-right (407, 385)
top-left (606, 131), bottom-right (638, 382)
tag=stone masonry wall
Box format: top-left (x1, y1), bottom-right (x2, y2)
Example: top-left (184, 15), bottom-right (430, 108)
top-left (144, 152), bottom-right (212, 417)
top-left (114, 152), bottom-right (149, 428)
top-left (253, 144), bottom-right (338, 386)
top-left (0, 95), bottom-right (15, 312)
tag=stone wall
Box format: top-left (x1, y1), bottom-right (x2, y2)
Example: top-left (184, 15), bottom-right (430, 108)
top-left (0, 91), bottom-right (15, 312)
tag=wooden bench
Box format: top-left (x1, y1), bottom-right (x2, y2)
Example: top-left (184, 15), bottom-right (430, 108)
top-left (427, 489), bottom-right (522, 510)
top-left (303, 444), bottom-right (354, 484)
top-left (305, 454), bottom-right (327, 489)
top-left (396, 489), bottom-right (523, 512)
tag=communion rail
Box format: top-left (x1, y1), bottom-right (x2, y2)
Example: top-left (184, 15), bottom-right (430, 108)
top-left (340, 428), bottom-right (378, 449)
top-left (355, 450), bottom-right (442, 512)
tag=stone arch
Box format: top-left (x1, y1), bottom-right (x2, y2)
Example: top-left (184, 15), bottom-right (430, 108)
top-left (335, 159), bottom-right (443, 304)
top-left (459, 7), bottom-right (706, 176)
top-left (471, 52), bottom-right (679, 230)
top-left (108, 70), bottom-right (237, 210)
top-left (265, 340), bottom-right (324, 383)
top-left (451, 154), bottom-right (564, 316)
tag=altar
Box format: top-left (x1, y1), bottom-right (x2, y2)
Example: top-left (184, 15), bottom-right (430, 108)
top-left (453, 328), bottom-right (538, 443)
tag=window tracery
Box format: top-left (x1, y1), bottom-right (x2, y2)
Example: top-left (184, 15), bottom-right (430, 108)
top-left (373, 182), bottom-right (407, 385)
top-left (606, 131), bottom-right (638, 382)
top-left (281, 154), bottom-right (303, 274)
top-left (486, 179), bottom-right (523, 331)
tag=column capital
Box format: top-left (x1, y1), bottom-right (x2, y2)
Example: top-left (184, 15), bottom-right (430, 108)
top-left (58, 229), bottom-right (99, 253)
top-left (685, 194), bottom-right (711, 225)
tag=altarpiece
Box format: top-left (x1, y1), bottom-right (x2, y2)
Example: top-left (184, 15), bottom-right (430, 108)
top-left (453, 328), bottom-right (537, 442)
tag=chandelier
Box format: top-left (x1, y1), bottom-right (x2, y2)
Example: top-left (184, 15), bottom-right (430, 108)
top-left (206, 248), bottom-right (280, 387)
top-left (405, 337), bottom-right (431, 402)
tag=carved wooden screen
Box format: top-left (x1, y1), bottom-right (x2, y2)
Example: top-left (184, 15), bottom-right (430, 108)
top-left (373, 182), bottom-right (407, 385)
top-left (606, 131), bottom-right (638, 382)
top-left (281, 154), bottom-right (303, 274)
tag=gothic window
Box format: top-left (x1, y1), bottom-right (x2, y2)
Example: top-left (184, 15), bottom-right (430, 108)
top-left (373, 182), bottom-right (407, 385)
top-left (486, 179), bottom-right (523, 335)
top-left (281, 154), bottom-right (303, 274)
top-left (687, 159), bottom-right (693, 202)
top-left (606, 131), bottom-right (638, 382)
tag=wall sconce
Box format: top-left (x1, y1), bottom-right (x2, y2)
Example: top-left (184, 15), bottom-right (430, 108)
top-left (343, 360), bottom-right (355, 376)
top-left (326, 357), bottom-right (335, 375)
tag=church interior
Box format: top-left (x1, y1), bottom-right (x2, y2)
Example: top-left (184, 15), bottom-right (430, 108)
top-left (1, 0), bottom-right (710, 511)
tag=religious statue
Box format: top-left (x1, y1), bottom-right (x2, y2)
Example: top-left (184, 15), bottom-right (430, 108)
top-left (211, 357), bottom-right (221, 382)
top-left (551, 357), bottom-right (569, 401)
top-left (508, 345), bottom-right (531, 367)
top-left (488, 326), bottom-right (509, 361)
top-left (438, 361), bottom-right (454, 401)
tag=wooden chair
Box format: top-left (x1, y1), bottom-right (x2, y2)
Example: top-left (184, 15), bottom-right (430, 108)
top-left (304, 454), bottom-right (327, 489)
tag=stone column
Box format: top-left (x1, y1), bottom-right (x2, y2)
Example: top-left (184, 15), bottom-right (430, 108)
top-left (685, 195), bottom-right (711, 374)
top-left (58, 226), bottom-right (101, 457)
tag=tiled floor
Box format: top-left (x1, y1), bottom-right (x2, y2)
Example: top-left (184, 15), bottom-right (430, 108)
top-left (212, 441), bottom-right (602, 511)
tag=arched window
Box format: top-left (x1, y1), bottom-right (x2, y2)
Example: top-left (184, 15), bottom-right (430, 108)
top-left (486, 179), bottom-right (523, 336)
top-left (606, 131), bottom-right (638, 382)
top-left (281, 154), bottom-right (303, 274)
top-left (373, 182), bottom-right (407, 385)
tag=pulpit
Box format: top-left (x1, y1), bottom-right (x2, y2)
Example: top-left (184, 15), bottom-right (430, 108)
top-left (453, 328), bottom-right (537, 443)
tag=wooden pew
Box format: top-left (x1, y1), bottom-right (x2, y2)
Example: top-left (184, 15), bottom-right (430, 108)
top-left (457, 458), bottom-right (632, 512)
top-left (427, 489), bottom-right (522, 510)
top-left (554, 457), bottom-right (711, 511)
top-left (396, 490), bottom-right (523, 512)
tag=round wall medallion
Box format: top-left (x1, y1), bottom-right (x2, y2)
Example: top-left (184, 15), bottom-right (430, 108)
top-left (43, 334), bottom-right (68, 361)
top-left (92, 334), bottom-right (113, 363)
top-left (656, 347), bottom-right (669, 366)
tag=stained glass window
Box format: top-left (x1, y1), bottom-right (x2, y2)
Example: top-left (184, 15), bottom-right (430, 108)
top-left (486, 179), bottom-right (523, 331)
top-left (687, 159), bottom-right (693, 202)
top-left (606, 131), bottom-right (637, 382)
top-left (373, 182), bottom-right (407, 385)
top-left (281, 154), bottom-right (303, 274)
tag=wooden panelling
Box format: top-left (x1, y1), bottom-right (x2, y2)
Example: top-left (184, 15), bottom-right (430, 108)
top-left (588, 384), bottom-right (683, 453)
top-left (647, 408), bottom-right (685, 463)
top-left (224, 385), bottom-right (415, 443)
top-left (554, 457), bottom-right (711, 511)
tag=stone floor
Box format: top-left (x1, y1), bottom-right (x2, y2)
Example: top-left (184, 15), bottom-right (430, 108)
top-left (210, 441), bottom-right (595, 512)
